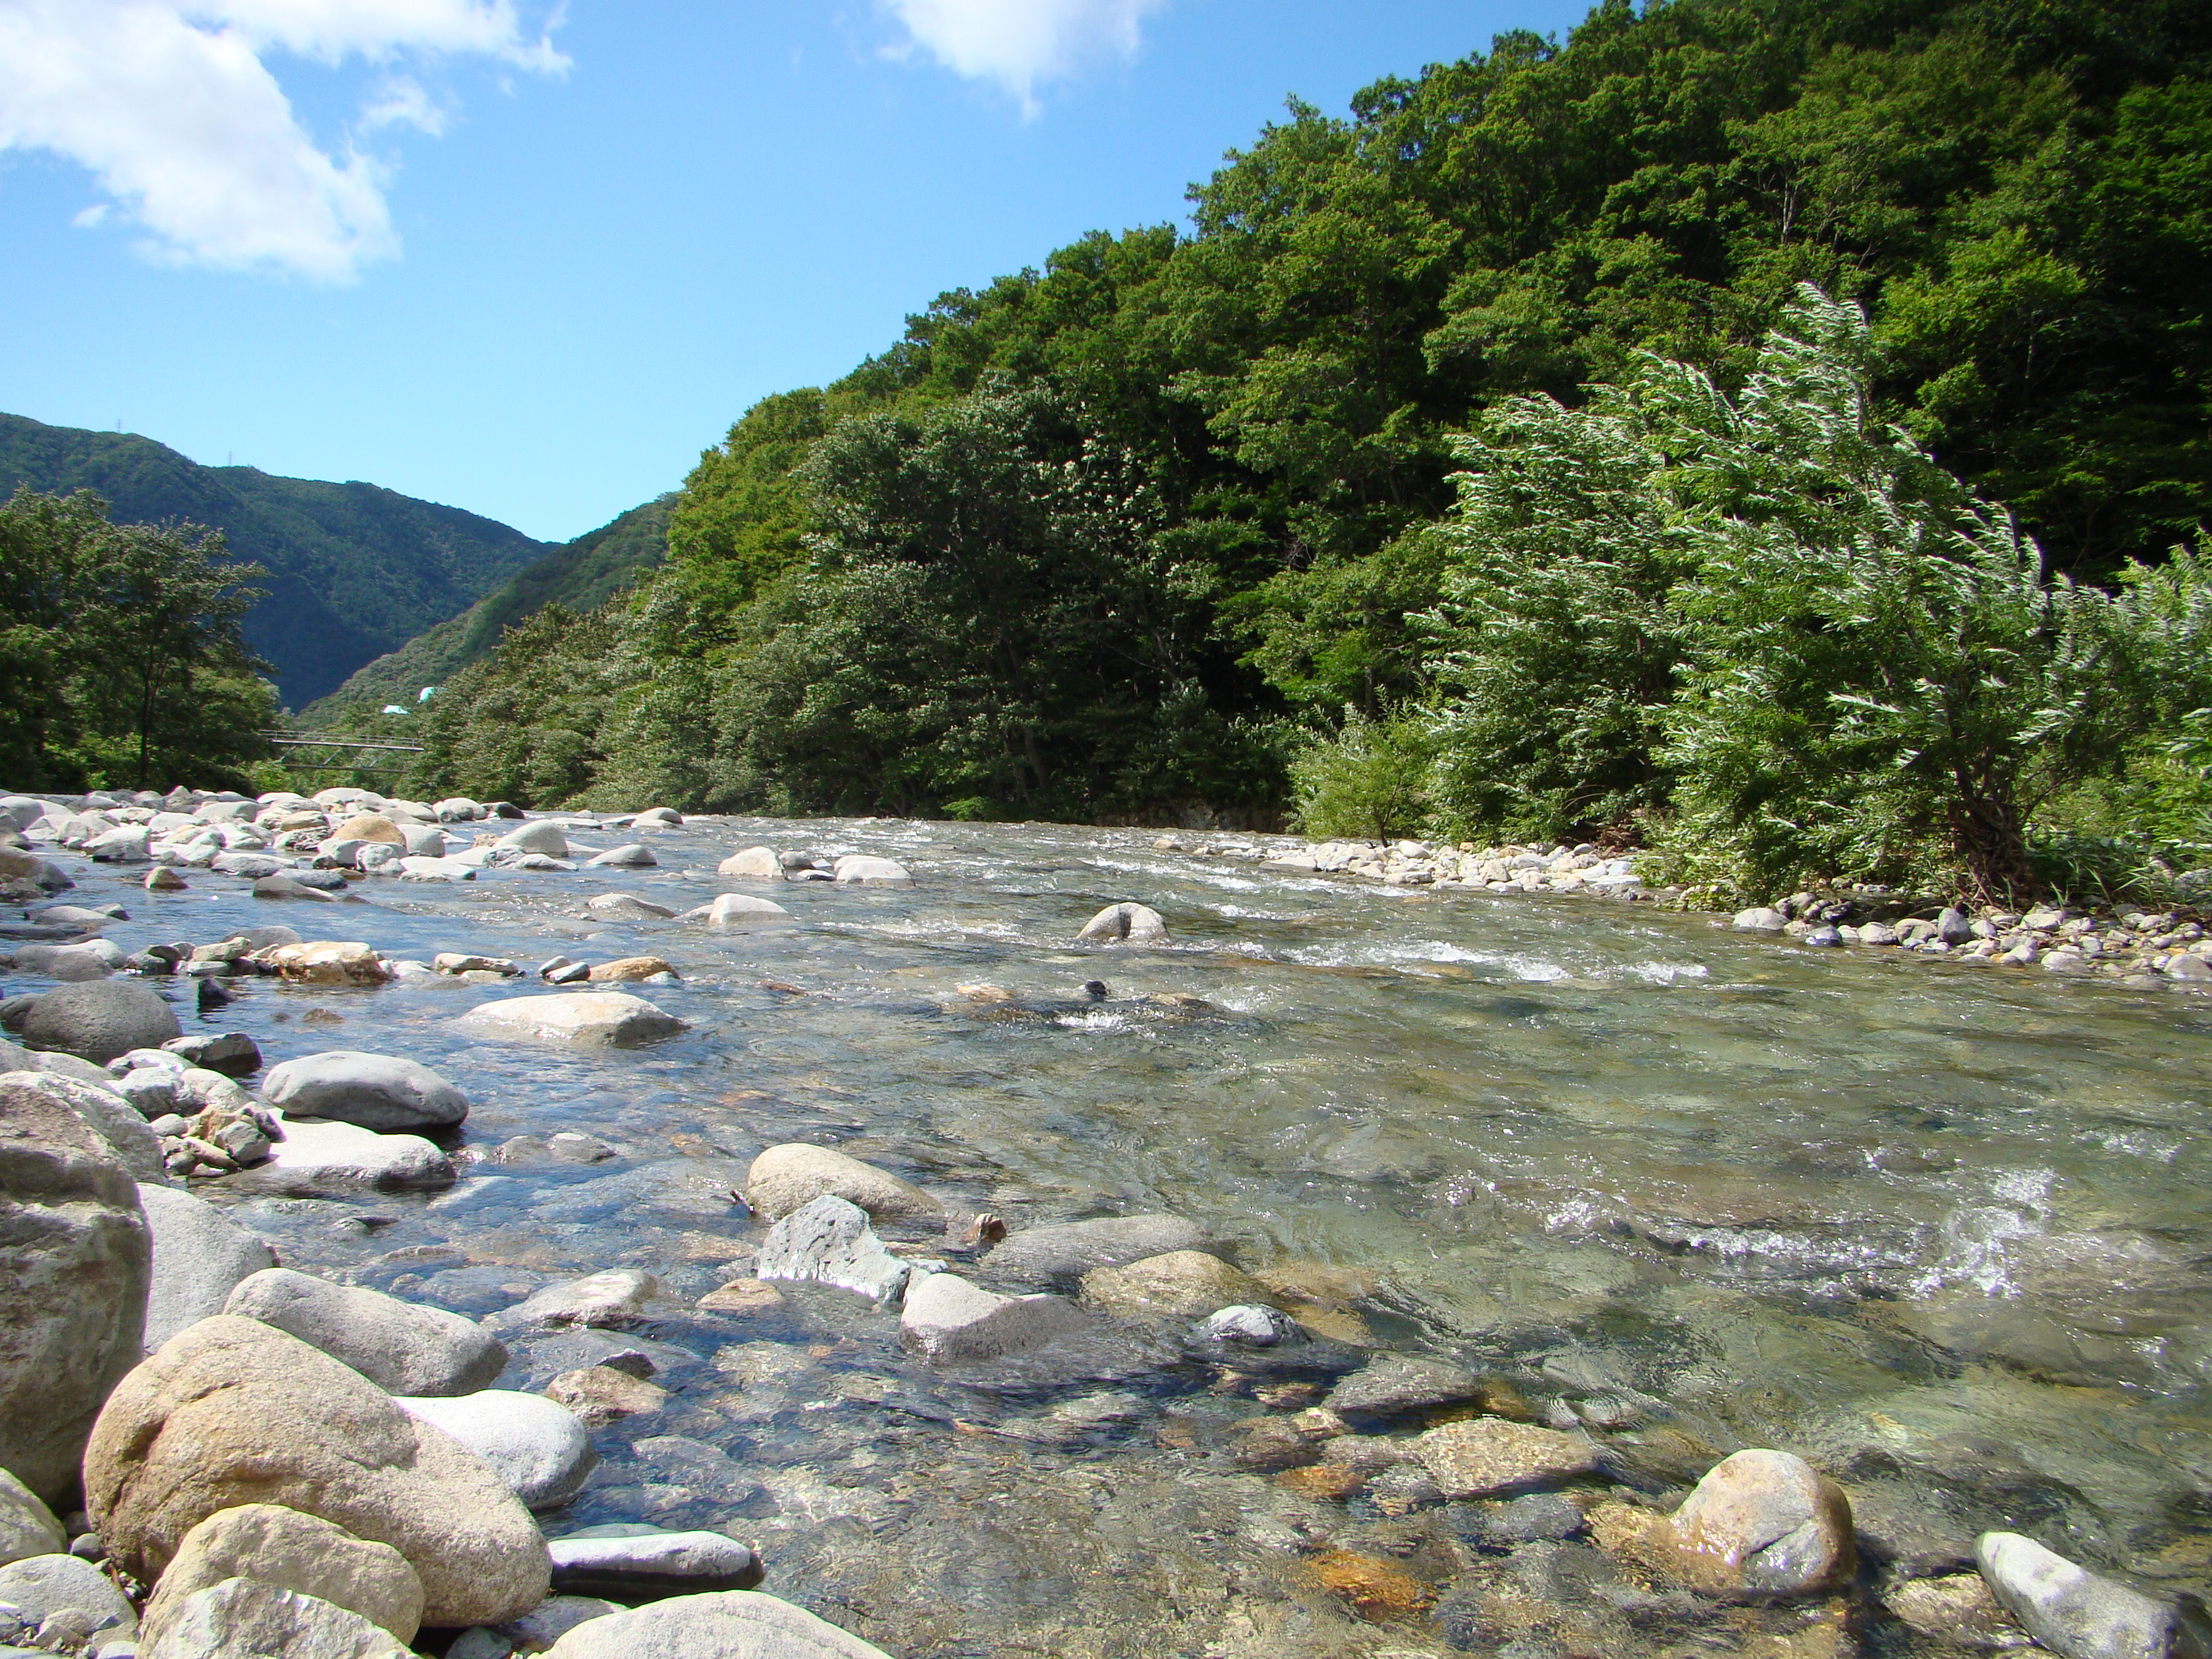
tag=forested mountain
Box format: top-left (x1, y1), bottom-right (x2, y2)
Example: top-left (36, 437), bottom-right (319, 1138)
top-left (410, 0), bottom-right (2212, 883)
top-left (302, 495), bottom-right (673, 722)
top-left (0, 413), bottom-right (550, 705)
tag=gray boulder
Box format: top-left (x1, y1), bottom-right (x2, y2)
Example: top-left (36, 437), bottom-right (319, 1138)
top-left (754, 1194), bottom-right (917, 1306)
top-left (899, 1272), bottom-right (1086, 1365)
top-left (139, 1183), bottom-right (277, 1349)
top-left (1732, 907), bottom-right (1790, 932)
top-left (0, 1080), bottom-right (149, 1500)
top-left (394, 1392), bottom-right (596, 1511)
top-left (223, 1268), bottom-right (507, 1395)
top-left (1198, 1305), bottom-right (1304, 1347)
top-left (235, 1117), bottom-right (454, 1194)
top-left (12, 938), bottom-right (125, 981)
top-left (1327, 1354), bottom-right (1489, 1418)
top-left (545, 1528), bottom-right (763, 1601)
top-left (1076, 902), bottom-right (1169, 946)
top-left (586, 844), bottom-right (656, 867)
top-left (161, 1031), bottom-right (260, 1076)
top-left (493, 821), bottom-right (568, 857)
top-left (18, 980), bottom-right (180, 1063)
top-left (1976, 1532), bottom-right (2194, 1659)
top-left (0, 1470), bottom-right (65, 1567)
top-left (0, 1553), bottom-right (136, 1637)
top-left (262, 1052), bottom-right (469, 1132)
top-left (538, 1589), bottom-right (895, 1658)
top-left (0, 1073), bottom-right (167, 1183)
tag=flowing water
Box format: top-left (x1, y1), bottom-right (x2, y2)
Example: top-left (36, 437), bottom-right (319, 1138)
top-left (33, 815), bottom-right (2212, 1656)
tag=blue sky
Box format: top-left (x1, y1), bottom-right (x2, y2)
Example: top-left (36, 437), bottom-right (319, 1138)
top-left (0, 1), bottom-right (1591, 543)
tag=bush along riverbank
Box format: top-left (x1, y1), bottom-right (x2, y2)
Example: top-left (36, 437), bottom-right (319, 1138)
top-left (4, 780), bottom-right (2212, 1657)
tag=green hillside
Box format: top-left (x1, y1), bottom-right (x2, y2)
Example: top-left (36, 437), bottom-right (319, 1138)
top-left (300, 495), bottom-right (673, 723)
top-left (0, 413), bottom-right (551, 706)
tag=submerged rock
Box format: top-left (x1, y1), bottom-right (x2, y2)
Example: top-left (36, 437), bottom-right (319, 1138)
top-left (585, 892), bottom-right (674, 921)
top-left (501, 1269), bottom-right (661, 1331)
top-left (983, 1213), bottom-right (1206, 1280)
top-left (1080, 1249), bottom-right (1267, 1317)
top-left (900, 1272), bottom-right (1087, 1364)
top-left (1413, 1418), bottom-right (1600, 1499)
top-left (1668, 1449), bottom-right (1855, 1596)
top-left (1326, 1354), bottom-right (1488, 1418)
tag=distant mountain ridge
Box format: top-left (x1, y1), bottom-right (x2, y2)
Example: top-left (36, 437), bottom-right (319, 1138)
top-left (0, 412), bottom-right (552, 707)
top-left (301, 494), bottom-right (673, 723)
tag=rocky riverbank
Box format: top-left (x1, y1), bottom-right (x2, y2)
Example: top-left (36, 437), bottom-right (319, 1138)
top-left (1, 781), bottom-right (2206, 1657)
top-left (1158, 831), bottom-right (2212, 988)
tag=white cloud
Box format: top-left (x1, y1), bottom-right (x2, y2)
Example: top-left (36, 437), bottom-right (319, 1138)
top-left (885, 0), bottom-right (1167, 115)
top-left (0, 0), bottom-right (566, 282)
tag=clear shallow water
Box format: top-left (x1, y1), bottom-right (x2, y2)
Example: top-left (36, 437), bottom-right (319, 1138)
top-left (26, 815), bottom-right (2212, 1655)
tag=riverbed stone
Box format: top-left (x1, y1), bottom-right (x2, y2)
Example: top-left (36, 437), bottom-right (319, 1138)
top-left (900, 1272), bottom-right (1087, 1364)
top-left (538, 1590), bottom-right (896, 1658)
top-left (1414, 1418), bottom-right (1600, 1498)
top-left (84, 1315), bottom-right (550, 1626)
top-left (584, 892), bottom-right (675, 921)
top-left (1885, 1573), bottom-right (2034, 1651)
top-left (0, 1473), bottom-right (65, 1567)
top-left (754, 1194), bottom-right (916, 1305)
top-left (255, 941), bottom-right (393, 986)
top-left (13, 938), bottom-right (125, 980)
top-left (545, 1366), bottom-right (668, 1427)
top-left (332, 815), bottom-right (405, 847)
top-left (1080, 1249), bottom-right (1268, 1318)
top-left (1198, 1304), bottom-right (1304, 1347)
top-left (1077, 902), bottom-right (1170, 946)
top-left (142, 1577), bottom-right (413, 1659)
top-left (716, 847), bottom-right (781, 879)
top-left (0, 1078), bottom-right (149, 1502)
top-left (395, 1392), bottom-right (596, 1511)
top-left (501, 1269), bottom-right (660, 1331)
top-left (139, 1505), bottom-right (424, 1647)
top-left (1976, 1531), bottom-right (2188, 1659)
top-left (453, 992), bottom-right (686, 1049)
top-left (0, 1553), bottom-right (136, 1635)
top-left (161, 1031), bottom-right (260, 1076)
top-left (588, 956), bottom-right (678, 983)
top-left (831, 855), bottom-right (912, 886)
top-left (263, 1051), bottom-right (469, 1132)
top-left (1668, 1448), bottom-right (1854, 1596)
top-left (139, 1183), bottom-right (276, 1349)
top-left (494, 821), bottom-right (569, 857)
top-left (585, 844), bottom-right (656, 868)
top-left (242, 1116), bottom-right (454, 1192)
top-left (745, 1143), bottom-right (943, 1224)
top-left (223, 1268), bottom-right (508, 1395)
top-left (17, 980), bottom-right (180, 1064)
top-left (692, 892), bottom-right (794, 927)
top-left (1733, 908), bottom-right (1790, 932)
top-left (2, 1072), bottom-right (167, 1182)
top-left (983, 1213), bottom-right (1206, 1280)
top-left (1327, 1354), bottom-right (1489, 1418)
top-left (545, 1529), bottom-right (764, 1600)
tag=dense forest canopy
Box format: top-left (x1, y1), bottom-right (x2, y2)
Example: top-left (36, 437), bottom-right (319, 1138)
top-left (410, 0), bottom-right (2212, 901)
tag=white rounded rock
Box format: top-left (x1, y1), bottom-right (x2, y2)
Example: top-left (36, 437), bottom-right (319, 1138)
top-left (395, 1391), bottom-right (597, 1511)
top-left (262, 1052), bottom-right (469, 1133)
top-left (831, 855), bottom-right (912, 886)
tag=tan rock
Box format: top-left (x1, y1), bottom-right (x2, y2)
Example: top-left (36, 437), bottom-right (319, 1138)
top-left (539, 1589), bottom-right (899, 1658)
top-left (1884, 1573), bottom-right (2033, 1650)
top-left (698, 1279), bottom-right (786, 1315)
top-left (545, 1365), bottom-right (668, 1428)
top-left (1668, 1449), bottom-right (1854, 1596)
top-left (142, 1576), bottom-right (411, 1659)
top-left (1079, 1249), bottom-right (1267, 1318)
top-left (332, 815), bottom-right (405, 846)
top-left (745, 1143), bottom-right (942, 1224)
top-left (450, 991), bottom-right (685, 1049)
top-left (1413, 1418), bottom-right (1600, 1498)
top-left (84, 1316), bottom-right (549, 1626)
top-left (716, 847), bottom-right (781, 879)
top-left (588, 956), bottom-right (678, 983)
top-left (254, 942), bottom-right (393, 986)
top-left (140, 1504), bottom-right (424, 1647)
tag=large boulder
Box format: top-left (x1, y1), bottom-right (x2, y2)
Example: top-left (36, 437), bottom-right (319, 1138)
top-left (84, 1315), bottom-right (550, 1626)
top-left (1667, 1449), bottom-right (1855, 1596)
top-left (261, 1052), bottom-right (469, 1132)
top-left (745, 1143), bottom-right (942, 1224)
top-left (237, 1116), bottom-right (454, 1194)
top-left (586, 844), bottom-right (657, 868)
top-left (142, 1576), bottom-right (413, 1659)
top-left (1076, 902), bottom-right (1170, 946)
top-left (691, 892), bottom-right (793, 928)
top-left (394, 1392), bottom-right (596, 1511)
top-left (331, 814), bottom-right (406, 846)
top-left (139, 1505), bottom-right (424, 1647)
top-left (139, 1183), bottom-right (277, 1349)
top-left (831, 855), bottom-right (912, 887)
top-left (451, 992), bottom-right (686, 1050)
top-left (538, 1589), bottom-right (898, 1658)
top-left (716, 847), bottom-right (781, 880)
top-left (12, 938), bottom-right (125, 981)
top-left (0, 1551), bottom-right (138, 1637)
top-left (0, 1071), bottom-right (167, 1182)
top-left (18, 979), bottom-right (180, 1064)
top-left (0, 1078), bottom-right (148, 1501)
top-left (223, 1268), bottom-right (507, 1395)
top-left (0, 846), bottom-right (71, 890)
